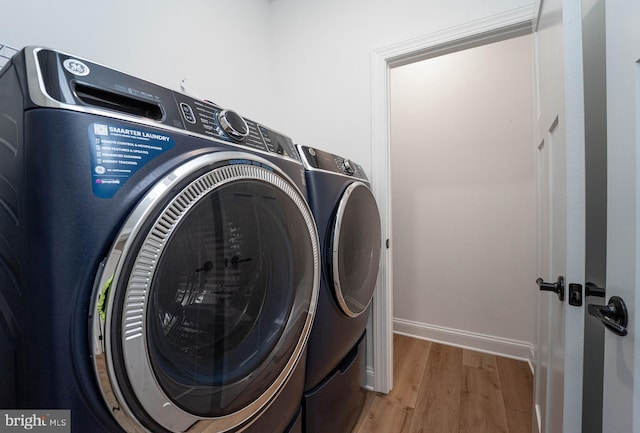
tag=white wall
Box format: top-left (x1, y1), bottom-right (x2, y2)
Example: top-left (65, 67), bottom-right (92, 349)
top-left (268, 0), bottom-right (536, 174)
top-left (390, 34), bottom-right (536, 358)
top-left (1, 0), bottom-right (535, 167)
top-left (1, 0), bottom-right (536, 170)
top-left (0, 0), bottom-right (274, 123)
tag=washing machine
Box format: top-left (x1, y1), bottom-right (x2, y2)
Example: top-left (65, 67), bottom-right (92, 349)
top-left (0, 47), bottom-right (320, 433)
top-left (296, 145), bottom-right (382, 433)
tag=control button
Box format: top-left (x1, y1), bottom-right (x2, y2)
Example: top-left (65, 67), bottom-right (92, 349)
top-left (264, 140), bottom-right (277, 152)
top-left (180, 103), bottom-right (196, 124)
top-left (218, 109), bottom-right (249, 141)
top-left (308, 148), bottom-right (316, 156)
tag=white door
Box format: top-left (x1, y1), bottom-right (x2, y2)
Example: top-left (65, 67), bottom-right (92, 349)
top-left (601, 2), bottom-right (640, 432)
top-left (534, 0), bottom-right (586, 431)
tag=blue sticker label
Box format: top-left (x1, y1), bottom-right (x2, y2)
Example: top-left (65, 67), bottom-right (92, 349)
top-left (88, 123), bottom-right (175, 198)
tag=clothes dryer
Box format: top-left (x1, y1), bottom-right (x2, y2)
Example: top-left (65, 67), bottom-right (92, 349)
top-left (296, 145), bottom-right (381, 433)
top-left (0, 47), bottom-right (319, 433)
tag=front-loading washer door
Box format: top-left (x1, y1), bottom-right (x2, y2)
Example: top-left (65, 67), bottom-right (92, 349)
top-left (331, 181), bottom-right (382, 318)
top-left (90, 152), bottom-right (319, 433)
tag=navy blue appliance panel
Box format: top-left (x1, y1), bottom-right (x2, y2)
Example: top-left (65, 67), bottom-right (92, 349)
top-left (21, 110), bottom-right (180, 430)
top-left (303, 333), bottom-right (366, 433)
top-left (302, 170), bottom-right (371, 390)
top-left (12, 108), bottom-right (231, 431)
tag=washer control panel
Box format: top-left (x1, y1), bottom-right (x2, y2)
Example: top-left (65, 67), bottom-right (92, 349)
top-left (30, 47), bottom-right (300, 162)
top-left (172, 93), bottom-right (299, 160)
top-left (298, 145), bottom-right (367, 180)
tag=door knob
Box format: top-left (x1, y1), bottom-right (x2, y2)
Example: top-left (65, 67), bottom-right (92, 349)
top-left (585, 282), bottom-right (606, 297)
top-left (587, 296), bottom-right (628, 337)
top-left (536, 276), bottom-right (565, 301)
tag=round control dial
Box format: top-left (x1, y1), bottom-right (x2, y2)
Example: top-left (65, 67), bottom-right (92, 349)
top-left (341, 159), bottom-right (356, 175)
top-left (218, 109), bottom-right (249, 141)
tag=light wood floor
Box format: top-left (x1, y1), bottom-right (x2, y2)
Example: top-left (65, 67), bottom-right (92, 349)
top-left (352, 334), bottom-right (533, 433)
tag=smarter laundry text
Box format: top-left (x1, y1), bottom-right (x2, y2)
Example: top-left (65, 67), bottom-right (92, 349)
top-left (107, 126), bottom-right (171, 142)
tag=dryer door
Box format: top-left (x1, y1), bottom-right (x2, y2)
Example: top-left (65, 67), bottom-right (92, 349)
top-left (90, 152), bottom-right (319, 433)
top-left (331, 181), bottom-right (382, 317)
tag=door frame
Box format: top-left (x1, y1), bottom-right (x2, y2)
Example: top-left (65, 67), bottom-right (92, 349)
top-left (369, 4), bottom-right (536, 393)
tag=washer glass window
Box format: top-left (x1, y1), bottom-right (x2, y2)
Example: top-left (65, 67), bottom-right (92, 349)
top-left (146, 178), bottom-right (312, 416)
top-left (332, 182), bottom-right (382, 317)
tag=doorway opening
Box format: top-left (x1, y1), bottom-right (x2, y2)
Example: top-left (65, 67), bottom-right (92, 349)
top-left (369, 8), bottom-right (534, 393)
top-left (389, 31), bottom-right (536, 355)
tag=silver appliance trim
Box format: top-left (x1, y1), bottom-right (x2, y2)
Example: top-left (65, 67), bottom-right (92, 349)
top-left (332, 181), bottom-right (375, 318)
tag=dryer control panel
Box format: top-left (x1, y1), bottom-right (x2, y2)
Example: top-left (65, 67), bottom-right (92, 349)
top-left (22, 47), bottom-right (300, 162)
top-left (297, 145), bottom-right (368, 180)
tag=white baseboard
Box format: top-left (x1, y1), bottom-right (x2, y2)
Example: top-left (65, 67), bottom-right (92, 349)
top-left (393, 318), bottom-right (534, 363)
